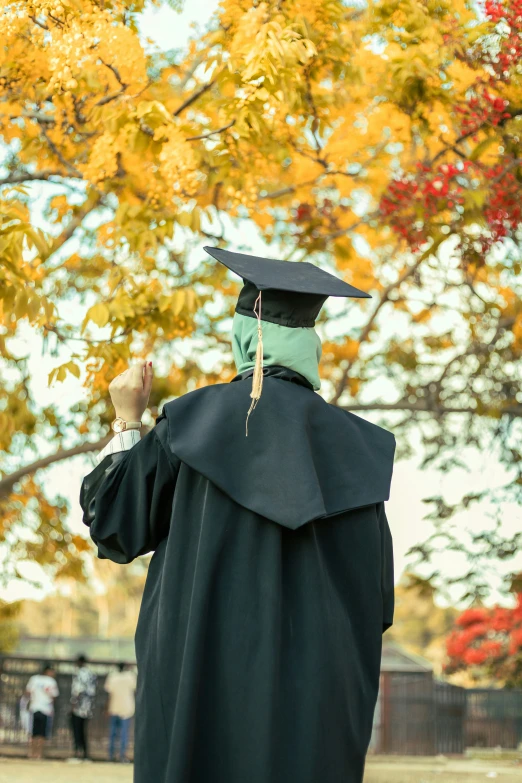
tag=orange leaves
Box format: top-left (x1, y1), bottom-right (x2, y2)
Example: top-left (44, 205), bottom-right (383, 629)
top-left (347, 257), bottom-right (378, 293)
top-left (323, 338), bottom-right (360, 364)
top-left (411, 307), bottom-right (434, 325)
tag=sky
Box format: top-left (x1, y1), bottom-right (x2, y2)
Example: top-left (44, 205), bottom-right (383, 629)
top-left (2, 0), bottom-right (521, 605)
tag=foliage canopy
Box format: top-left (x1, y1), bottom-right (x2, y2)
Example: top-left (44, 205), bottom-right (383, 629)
top-left (0, 0), bottom-right (521, 594)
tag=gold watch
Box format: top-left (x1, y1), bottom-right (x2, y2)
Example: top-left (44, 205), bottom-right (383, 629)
top-left (111, 418), bottom-right (142, 433)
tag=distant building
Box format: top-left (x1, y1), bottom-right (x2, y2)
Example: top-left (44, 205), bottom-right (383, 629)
top-left (380, 640), bottom-right (433, 674)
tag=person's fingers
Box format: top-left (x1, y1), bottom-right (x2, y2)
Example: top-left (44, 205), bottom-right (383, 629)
top-left (129, 362), bottom-right (146, 389)
top-left (143, 361), bottom-right (153, 397)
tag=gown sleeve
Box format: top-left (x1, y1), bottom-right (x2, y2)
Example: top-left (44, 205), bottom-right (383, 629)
top-left (80, 418), bottom-right (180, 564)
top-left (377, 502), bottom-right (394, 633)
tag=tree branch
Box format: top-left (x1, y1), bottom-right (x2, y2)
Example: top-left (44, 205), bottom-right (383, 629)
top-left (0, 425), bottom-right (152, 500)
top-left (330, 233), bottom-right (445, 404)
top-left (341, 401), bottom-right (522, 416)
top-left (29, 14), bottom-right (48, 30)
top-left (42, 194), bottom-right (103, 262)
top-left (259, 176), bottom-right (321, 200)
top-left (173, 79), bottom-right (216, 117)
top-left (186, 120), bottom-right (235, 141)
top-left (0, 170), bottom-right (83, 186)
top-left (0, 437), bottom-right (112, 499)
top-left (95, 88), bottom-right (128, 108)
top-left (38, 124), bottom-right (82, 176)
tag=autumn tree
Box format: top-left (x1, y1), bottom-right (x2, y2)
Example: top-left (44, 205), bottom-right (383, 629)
top-left (0, 0), bottom-right (521, 594)
top-left (445, 590), bottom-right (522, 687)
top-left (0, 599), bottom-right (21, 652)
top-left (387, 573), bottom-right (458, 672)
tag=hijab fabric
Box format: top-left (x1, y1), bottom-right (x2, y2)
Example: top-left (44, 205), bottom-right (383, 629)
top-left (232, 312), bottom-right (322, 391)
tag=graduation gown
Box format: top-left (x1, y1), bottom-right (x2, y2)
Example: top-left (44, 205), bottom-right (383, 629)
top-left (80, 366), bottom-right (395, 783)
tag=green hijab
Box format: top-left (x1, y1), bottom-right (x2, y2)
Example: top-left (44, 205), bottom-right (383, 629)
top-left (232, 312), bottom-right (322, 391)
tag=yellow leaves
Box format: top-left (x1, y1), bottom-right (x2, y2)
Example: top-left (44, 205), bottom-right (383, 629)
top-left (48, 360), bottom-right (81, 386)
top-left (136, 100), bottom-right (174, 129)
top-left (468, 136), bottom-right (498, 163)
top-left (84, 302), bottom-right (110, 329)
top-left (252, 210), bottom-right (274, 231)
top-left (158, 124), bottom-right (200, 196)
top-left (445, 60), bottom-right (480, 94)
top-left (159, 289), bottom-right (185, 316)
top-left (157, 288), bottom-right (199, 317)
top-left (227, 3), bottom-right (316, 86)
top-left (175, 208), bottom-right (202, 231)
top-left (108, 292), bottom-right (135, 324)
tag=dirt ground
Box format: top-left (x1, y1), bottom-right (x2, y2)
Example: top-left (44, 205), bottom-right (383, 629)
top-left (0, 757), bottom-right (521, 783)
top-left (365, 757), bottom-right (522, 783)
top-left (0, 758), bottom-right (132, 783)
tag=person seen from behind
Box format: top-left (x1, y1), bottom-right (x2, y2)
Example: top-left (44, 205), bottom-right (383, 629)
top-left (104, 662), bottom-right (137, 763)
top-left (69, 653), bottom-right (96, 763)
top-left (80, 248), bottom-right (396, 783)
top-left (25, 663), bottom-right (59, 760)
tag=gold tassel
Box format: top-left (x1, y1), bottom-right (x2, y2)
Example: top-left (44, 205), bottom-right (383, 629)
top-left (246, 292), bottom-right (263, 436)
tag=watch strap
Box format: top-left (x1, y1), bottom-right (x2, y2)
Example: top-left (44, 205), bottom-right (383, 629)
top-left (121, 421), bottom-right (142, 430)
top-left (111, 418), bottom-right (142, 432)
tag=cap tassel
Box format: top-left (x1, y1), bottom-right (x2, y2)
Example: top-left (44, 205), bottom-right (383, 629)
top-left (246, 292), bottom-right (263, 437)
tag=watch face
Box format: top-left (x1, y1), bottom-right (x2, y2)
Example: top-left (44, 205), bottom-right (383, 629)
top-left (112, 418), bottom-right (124, 433)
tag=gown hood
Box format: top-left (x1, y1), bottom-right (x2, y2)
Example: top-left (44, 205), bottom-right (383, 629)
top-left (157, 367), bottom-right (395, 530)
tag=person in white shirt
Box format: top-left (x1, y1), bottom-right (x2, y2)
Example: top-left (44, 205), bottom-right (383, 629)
top-left (104, 663), bottom-right (137, 762)
top-left (25, 664), bottom-right (59, 759)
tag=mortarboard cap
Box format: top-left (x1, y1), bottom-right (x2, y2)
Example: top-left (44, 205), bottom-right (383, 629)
top-left (203, 246), bottom-right (371, 328)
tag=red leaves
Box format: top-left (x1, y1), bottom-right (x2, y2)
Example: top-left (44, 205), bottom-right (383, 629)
top-left (482, 167), bottom-right (522, 248)
top-left (445, 592), bottom-right (522, 685)
top-left (379, 161), bottom-right (469, 250)
top-left (376, 0), bottom-right (522, 258)
top-left (379, 149), bottom-right (522, 261)
top-left (464, 647), bottom-right (489, 665)
top-left (457, 607), bottom-right (490, 627)
top-left (454, 90), bottom-right (511, 136)
top-left (483, 0), bottom-right (522, 83)
top-left (295, 203), bottom-right (313, 222)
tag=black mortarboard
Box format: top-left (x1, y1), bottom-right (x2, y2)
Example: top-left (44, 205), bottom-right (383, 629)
top-left (203, 246), bottom-right (371, 328)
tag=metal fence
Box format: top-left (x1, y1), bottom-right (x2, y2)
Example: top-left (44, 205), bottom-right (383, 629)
top-left (2, 655), bottom-right (522, 759)
top-left (465, 688), bottom-right (522, 749)
top-left (371, 672), bottom-right (436, 754)
top-left (0, 655), bottom-right (135, 760)
top-left (369, 672), bottom-right (521, 755)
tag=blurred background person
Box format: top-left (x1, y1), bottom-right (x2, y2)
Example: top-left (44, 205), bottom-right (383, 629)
top-left (105, 662), bottom-right (137, 763)
top-left (24, 663), bottom-right (59, 760)
top-left (69, 653), bottom-right (96, 762)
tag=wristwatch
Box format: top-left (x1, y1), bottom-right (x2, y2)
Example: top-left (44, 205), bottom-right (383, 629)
top-left (111, 418), bottom-right (142, 433)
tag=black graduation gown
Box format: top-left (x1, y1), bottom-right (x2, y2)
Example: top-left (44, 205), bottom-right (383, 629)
top-left (80, 366), bottom-right (395, 783)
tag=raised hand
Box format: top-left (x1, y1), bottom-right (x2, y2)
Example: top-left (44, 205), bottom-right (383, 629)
top-left (108, 361), bottom-right (153, 422)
